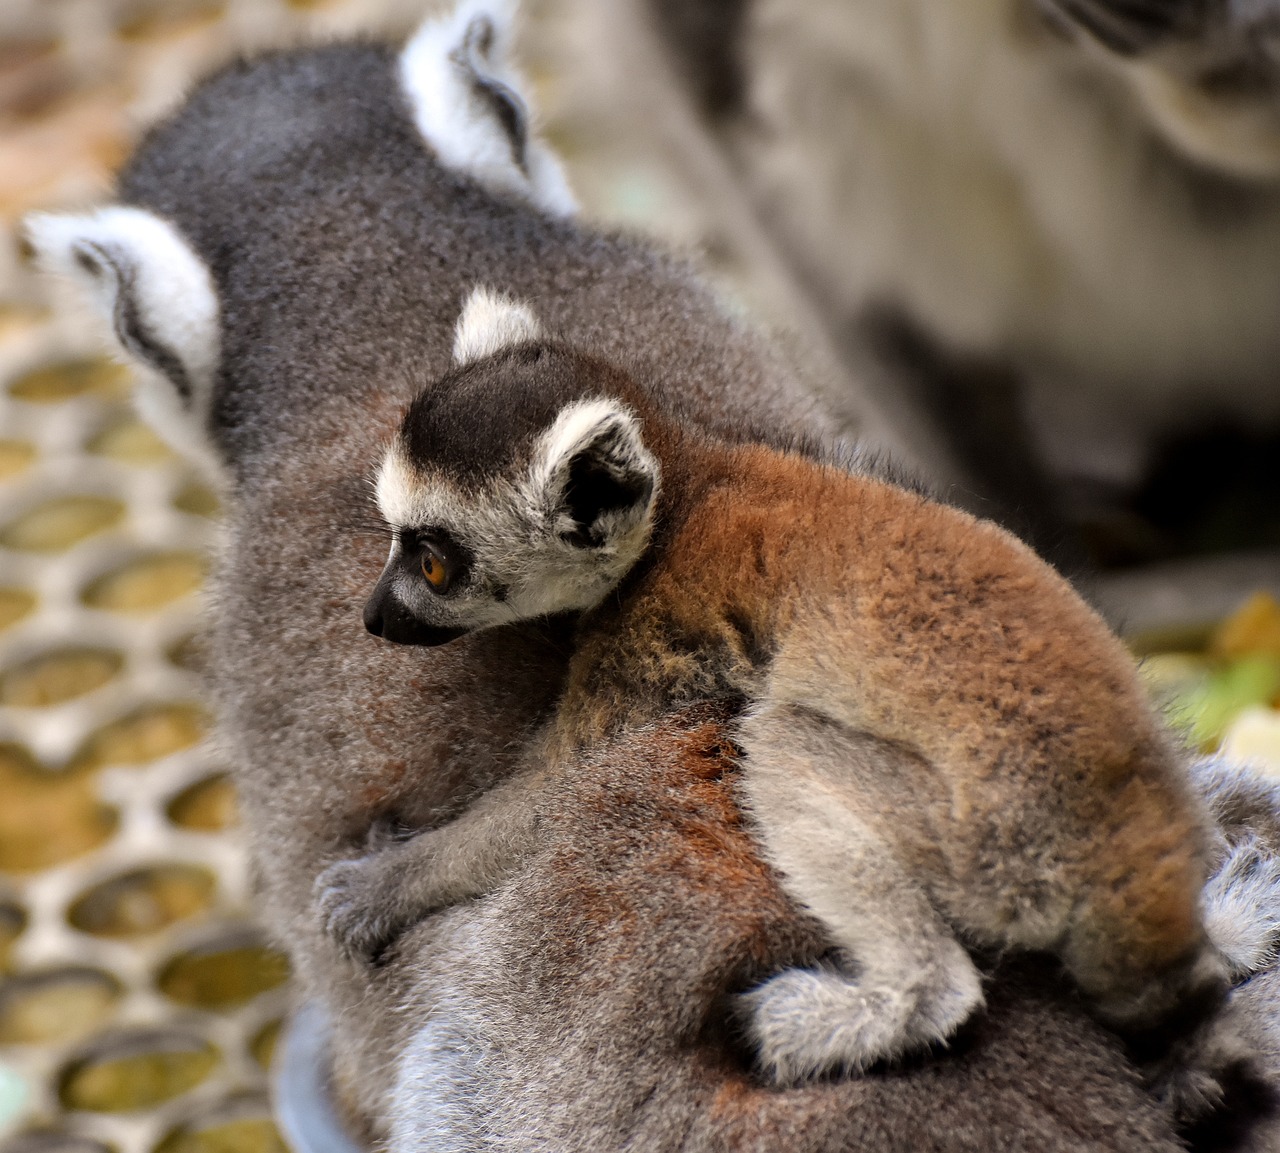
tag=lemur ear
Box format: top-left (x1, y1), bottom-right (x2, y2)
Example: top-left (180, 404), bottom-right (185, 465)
top-left (536, 399), bottom-right (659, 550)
top-left (399, 0), bottom-right (576, 216)
top-left (23, 207), bottom-right (223, 478)
top-left (452, 286), bottom-right (544, 365)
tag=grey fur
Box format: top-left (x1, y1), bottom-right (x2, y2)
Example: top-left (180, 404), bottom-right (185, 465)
top-left (732, 710), bottom-right (988, 1082)
top-left (1195, 758), bottom-right (1280, 980)
top-left (26, 5), bottom-right (1279, 1148)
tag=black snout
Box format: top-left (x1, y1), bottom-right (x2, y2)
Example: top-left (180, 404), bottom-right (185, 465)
top-left (363, 587), bottom-right (469, 647)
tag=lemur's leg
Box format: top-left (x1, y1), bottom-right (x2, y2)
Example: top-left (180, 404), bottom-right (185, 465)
top-left (315, 768), bottom-right (546, 964)
top-left (733, 702), bottom-right (983, 1085)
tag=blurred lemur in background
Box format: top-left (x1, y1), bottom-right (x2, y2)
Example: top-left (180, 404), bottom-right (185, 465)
top-left (630, 0), bottom-right (1280, 566)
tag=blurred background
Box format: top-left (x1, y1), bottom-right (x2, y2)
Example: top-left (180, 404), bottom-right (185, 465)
top-left (0, 1), bottom-right (1278, 1150)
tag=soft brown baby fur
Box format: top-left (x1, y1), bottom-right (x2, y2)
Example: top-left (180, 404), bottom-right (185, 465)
top-left (568, 432), bottom-right (1211, 1004)
top-left (336, 338), bottom-right (1226, 1091)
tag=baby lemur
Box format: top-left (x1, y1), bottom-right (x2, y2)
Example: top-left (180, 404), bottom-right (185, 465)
top-left (323, 289), bottom-right (1225, 1083)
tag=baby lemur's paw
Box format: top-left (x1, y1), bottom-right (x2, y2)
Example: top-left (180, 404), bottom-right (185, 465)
top-left (737, 949), bottom-right (984, 1085)
top-left (315, 847), bottom-right (414, 965)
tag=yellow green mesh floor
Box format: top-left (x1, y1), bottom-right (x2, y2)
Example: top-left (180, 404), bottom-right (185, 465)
top-left (0, 341), bottom-right (291, 1153)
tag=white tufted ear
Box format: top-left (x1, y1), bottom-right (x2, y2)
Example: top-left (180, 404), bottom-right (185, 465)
top-left (24, 206), bottom-right (224, 478)
top-left (530, 397), bottom-right (659, 553)
top-left (452, 286), bottom-right (544, 365)
top-left (399, 0), bottom-right (577, 216)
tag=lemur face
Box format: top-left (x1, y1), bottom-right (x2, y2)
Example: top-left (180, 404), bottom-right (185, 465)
top-left (364, 291), bottom-right (660, 646)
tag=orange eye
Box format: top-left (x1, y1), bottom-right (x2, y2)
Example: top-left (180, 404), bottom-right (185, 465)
top-left (421, 544), bottom-right (451, 592)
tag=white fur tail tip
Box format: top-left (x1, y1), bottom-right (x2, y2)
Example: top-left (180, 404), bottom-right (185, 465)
top-left (399, 0), bottom-right (577, 217)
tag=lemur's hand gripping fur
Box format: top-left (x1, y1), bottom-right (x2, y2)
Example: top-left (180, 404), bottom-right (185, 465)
top-left (316, 770), bottom-right (545, 963)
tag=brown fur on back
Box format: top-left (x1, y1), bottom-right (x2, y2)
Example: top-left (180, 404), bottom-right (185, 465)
top-left (559, 436), bottom-right (1210, 1011)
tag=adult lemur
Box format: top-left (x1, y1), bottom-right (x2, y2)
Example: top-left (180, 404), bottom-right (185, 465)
top-left (327, 291), bottom-right (1222, 1085)
top-left (612, 0), bottom-right (1280, 563)
top-left (23, 0), bottom-right (1280, 1147)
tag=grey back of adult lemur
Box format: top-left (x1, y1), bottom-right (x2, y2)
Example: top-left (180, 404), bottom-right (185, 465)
top-left (23, 5), bottom-right (1277, 1148)
top-left (391, 708), bottom-right (1266, 1153)
top-left (37, 5), bottom-right (840, 1125)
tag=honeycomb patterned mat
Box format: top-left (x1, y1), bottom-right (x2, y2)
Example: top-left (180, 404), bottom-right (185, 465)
top-left (3, 4), bottom-right (1279, 1153)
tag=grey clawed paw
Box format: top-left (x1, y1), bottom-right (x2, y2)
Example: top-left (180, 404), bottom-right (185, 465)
top-left (1140, 1012), bottom-right (1260, 1130)
top-left (314, 856), bottom-right (405, 966)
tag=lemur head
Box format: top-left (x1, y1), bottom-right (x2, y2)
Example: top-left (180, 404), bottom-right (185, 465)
top-left (365, 289), bottom-right (660, 646)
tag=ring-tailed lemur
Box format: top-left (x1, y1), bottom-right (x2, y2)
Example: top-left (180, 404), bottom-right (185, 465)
top-left (22, 1), bottom-right (1276, 1146)
top-left (329, 289), bottom-right (1227, 1086)
top-left (620, 0), bottom-right (1280, 563)
top-left (22, 0), bottom-right (844, 1128)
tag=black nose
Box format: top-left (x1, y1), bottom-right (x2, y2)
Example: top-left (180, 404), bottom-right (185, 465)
top-left (362, 590), bottom-right (469, 647)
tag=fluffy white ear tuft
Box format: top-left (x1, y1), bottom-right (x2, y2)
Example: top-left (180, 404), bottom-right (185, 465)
top-left (452, 286), bottom-right (544, 365)
top-left (24, 206), bottom-right (224, 479)
top-left (399, 0), bottom-right (577, 216)
top-left (533, 398), bottom-right (660, 553)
